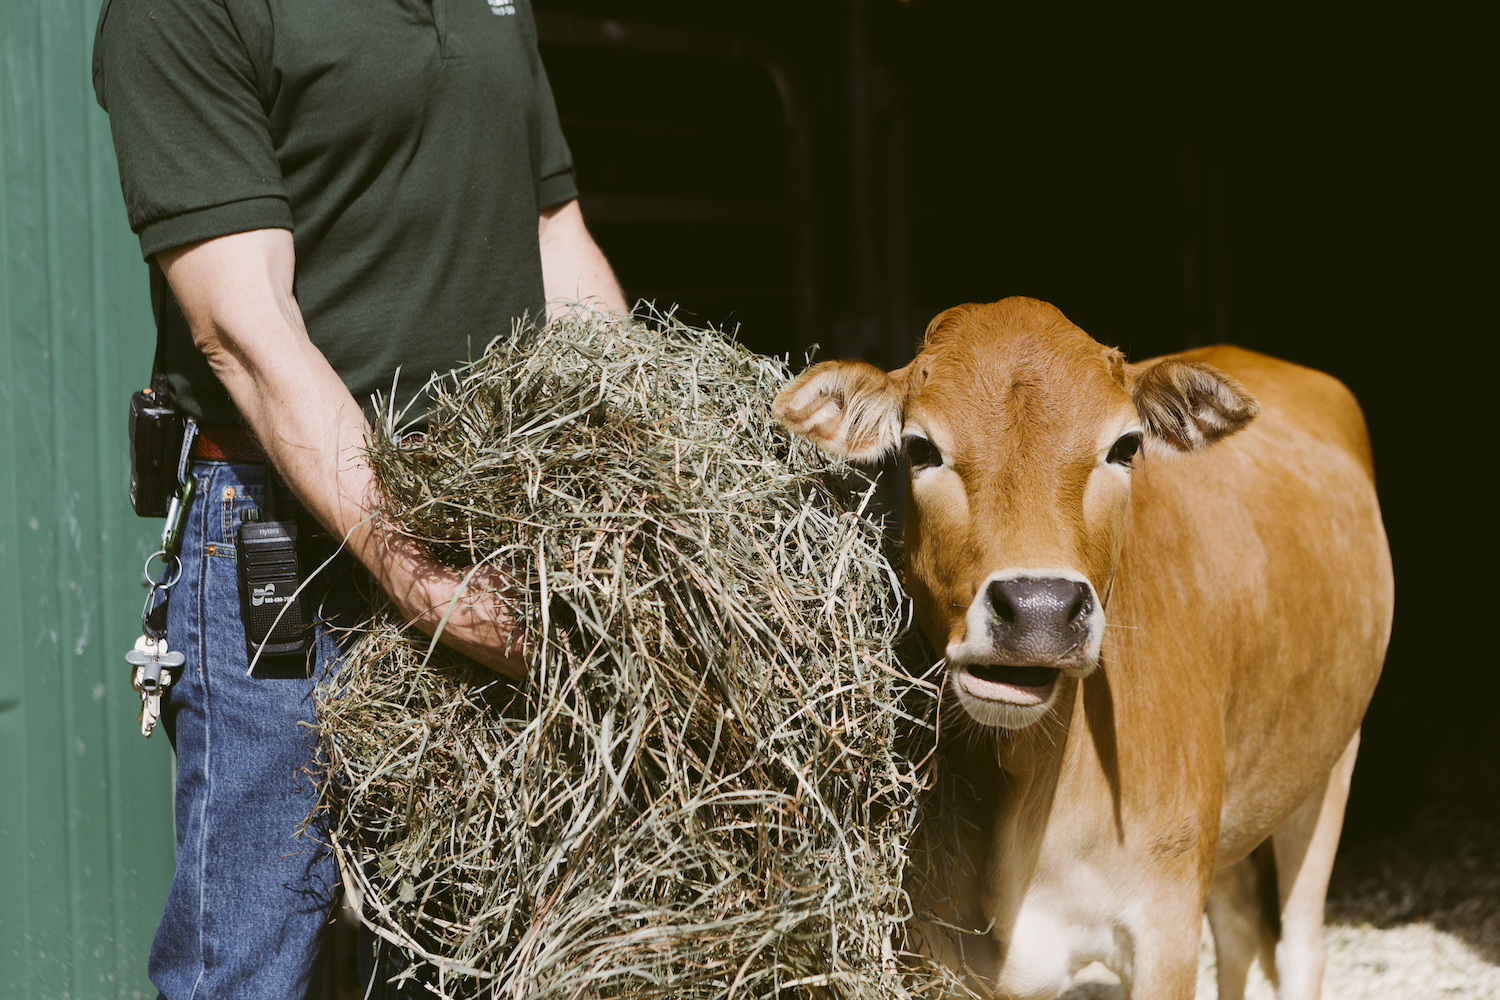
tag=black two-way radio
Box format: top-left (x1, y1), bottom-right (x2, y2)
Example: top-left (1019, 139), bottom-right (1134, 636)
top-left (236, 477), bottom-right (312, 658)
top-left (128, 372), bottom-right (185, 518)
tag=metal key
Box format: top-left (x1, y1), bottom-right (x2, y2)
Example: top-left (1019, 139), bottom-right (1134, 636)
top-left (126, 635), bottom-right (185, 738)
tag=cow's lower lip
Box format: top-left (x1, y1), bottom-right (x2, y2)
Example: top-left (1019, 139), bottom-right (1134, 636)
top-left (958, 665), bottom-right (1061, 706)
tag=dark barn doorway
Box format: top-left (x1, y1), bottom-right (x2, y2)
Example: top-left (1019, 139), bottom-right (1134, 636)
top-left (532, 0), bottom-right (1488, 852)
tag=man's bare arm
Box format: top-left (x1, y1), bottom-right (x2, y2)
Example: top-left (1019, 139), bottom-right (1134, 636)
top-left (157, 228), bottom-right (527, 677)
top-left (538, 199), bottom-right (627, 318)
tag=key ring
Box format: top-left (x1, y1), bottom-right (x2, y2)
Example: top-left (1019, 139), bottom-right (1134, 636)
top-left (141, 549), bottom-right (183, 590)
top-left (140, 550), bottom-right (183, 639)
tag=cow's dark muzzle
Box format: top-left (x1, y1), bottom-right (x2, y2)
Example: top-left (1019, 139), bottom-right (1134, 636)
top-left (985, 577), bottom-right (1093, 662)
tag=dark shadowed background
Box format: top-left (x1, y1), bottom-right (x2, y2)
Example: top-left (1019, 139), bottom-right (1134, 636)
top-left (0, 4), bottom-right (1483, 996)
top-left (531, 0), bottom-right (1489, 847)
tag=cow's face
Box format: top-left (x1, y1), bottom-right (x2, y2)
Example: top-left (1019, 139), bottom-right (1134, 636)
top-left (774, 298), bottom-right (1257, 730)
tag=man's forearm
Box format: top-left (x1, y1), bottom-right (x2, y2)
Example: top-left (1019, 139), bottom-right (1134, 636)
top-left (158, 230), bottom-right (373, 543)
top-left (157, 228), bottom-right (526, 676)
top-left (539, 199), bottom-right (627, 318)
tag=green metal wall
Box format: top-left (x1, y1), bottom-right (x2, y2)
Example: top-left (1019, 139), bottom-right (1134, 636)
top-left (0, 1), bottom-right (177, 997)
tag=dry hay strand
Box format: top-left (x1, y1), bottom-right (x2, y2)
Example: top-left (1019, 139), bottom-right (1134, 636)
top-left (317, 312), bottom-right (959, 1000)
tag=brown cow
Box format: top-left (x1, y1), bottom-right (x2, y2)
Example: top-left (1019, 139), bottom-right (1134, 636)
top-left (773, 298), bottom-right (1392, 1000)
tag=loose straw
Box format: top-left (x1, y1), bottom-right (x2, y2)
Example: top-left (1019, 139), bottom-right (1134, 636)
top-left (316, 311), bottom-right (970, 999)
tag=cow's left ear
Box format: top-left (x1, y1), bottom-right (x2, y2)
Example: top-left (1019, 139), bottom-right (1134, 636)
top-left (773, 359), bottom-right (906, 463)
top-left (1129, 359), bottom-right (1260, 452)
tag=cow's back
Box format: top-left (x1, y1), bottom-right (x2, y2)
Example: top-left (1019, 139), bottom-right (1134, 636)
top-left (1108, 345), bottom-right (1393, 865)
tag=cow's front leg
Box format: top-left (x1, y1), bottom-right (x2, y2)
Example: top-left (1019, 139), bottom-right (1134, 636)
top-left (1115, 899), bottom-right (1206, 1000)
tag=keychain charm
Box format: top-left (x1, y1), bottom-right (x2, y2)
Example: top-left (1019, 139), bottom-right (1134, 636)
top-left (126, 635), bottom-right (185, 738)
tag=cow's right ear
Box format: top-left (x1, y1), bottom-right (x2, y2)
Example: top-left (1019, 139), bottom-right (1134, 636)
top-left (772, 359), bottom-right (905, 463)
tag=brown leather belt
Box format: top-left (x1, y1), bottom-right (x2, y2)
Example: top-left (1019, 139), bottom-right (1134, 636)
top-left (191, 424), bottom-right (268, 463)
top-left (192, 425), bottom-right (426, 463)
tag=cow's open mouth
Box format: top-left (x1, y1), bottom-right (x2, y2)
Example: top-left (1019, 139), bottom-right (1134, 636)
top-left (958, 664), bottom-right (1061, 706)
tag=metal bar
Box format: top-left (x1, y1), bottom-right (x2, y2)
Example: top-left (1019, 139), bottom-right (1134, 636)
top-left (847, 0), bottom-right (879, 325)
top-left (759, 62), bottom-right (820, 357)
top-left (881, 84), bottom-right (915, 368)
top-left (578, 193), bottom-right (794, 227)
top-left (617, 288), bottom-right (797, 299)
top-left (535, 11), bottom-right (755, 62)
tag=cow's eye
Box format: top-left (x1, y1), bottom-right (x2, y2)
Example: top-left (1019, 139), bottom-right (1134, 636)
top-left (905, 436), bottom-right (943, 470)
top-left (1107, 433), bottom-right (1143, 467)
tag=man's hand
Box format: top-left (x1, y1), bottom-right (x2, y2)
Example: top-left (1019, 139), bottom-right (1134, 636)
top-left (157, 228), bottom-right (529, 678)
top-left (367, 530), bottom-right (529, 676)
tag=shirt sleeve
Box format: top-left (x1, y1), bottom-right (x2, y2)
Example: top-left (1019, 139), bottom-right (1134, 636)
top-left (520, 0), bottom-right (578, 210)
top-left (94, 0), bottom-right (290, 260)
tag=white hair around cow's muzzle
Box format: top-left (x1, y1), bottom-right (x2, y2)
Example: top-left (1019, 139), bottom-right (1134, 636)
top-left (946, 568), bottom-right (1105, 729)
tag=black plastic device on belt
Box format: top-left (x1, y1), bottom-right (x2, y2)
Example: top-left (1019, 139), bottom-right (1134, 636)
top-left (129, 370), bottom-right (185, 519)
top-left (236, 476), bottom-right (313, 658)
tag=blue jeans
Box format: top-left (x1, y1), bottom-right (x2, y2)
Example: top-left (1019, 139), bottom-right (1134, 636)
top-left (151, 461), bottom-right (367, 1000)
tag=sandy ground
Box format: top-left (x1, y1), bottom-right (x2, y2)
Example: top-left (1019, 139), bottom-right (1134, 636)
top-left (1062, 798), bottom-right (1500, 1000)
top-left (1063, 916), bottom-right (1500, 1000)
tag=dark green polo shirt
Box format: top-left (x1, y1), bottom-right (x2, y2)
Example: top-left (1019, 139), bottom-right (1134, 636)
top-left (94, 0), bottom-right (577, 426)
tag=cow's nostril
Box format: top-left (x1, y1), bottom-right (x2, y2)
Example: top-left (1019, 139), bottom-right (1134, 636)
top-left (990, 582), bottom-right (1018, 624)
top-left (1068, 592), bottom-right (1090, 623)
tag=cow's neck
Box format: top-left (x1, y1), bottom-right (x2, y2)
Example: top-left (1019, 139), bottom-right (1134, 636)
top-left (938, 675), bottom-right (1113, 945)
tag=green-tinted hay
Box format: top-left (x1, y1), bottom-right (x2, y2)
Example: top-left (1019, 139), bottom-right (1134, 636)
top-left (316, 313), bottom-right (956, 999)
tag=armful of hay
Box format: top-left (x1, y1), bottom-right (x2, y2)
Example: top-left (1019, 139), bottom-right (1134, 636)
top-left (320, 312), bottom-right (965, 999)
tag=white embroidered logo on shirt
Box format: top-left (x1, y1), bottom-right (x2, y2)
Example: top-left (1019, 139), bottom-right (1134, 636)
top-left (487, 0), bottom-right (516, 14)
